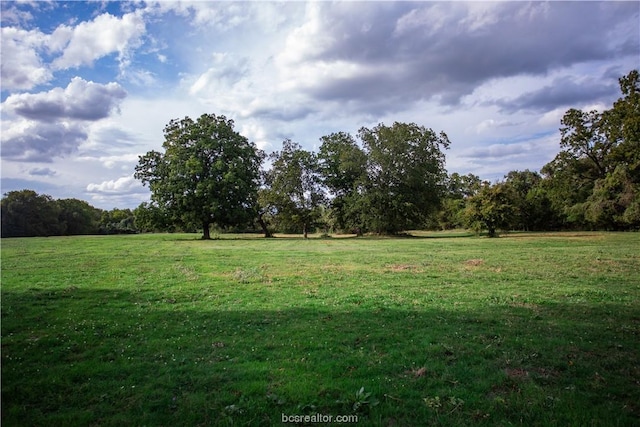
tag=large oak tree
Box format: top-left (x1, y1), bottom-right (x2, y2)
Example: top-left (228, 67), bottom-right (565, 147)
top-left (135, 114), bottom-right (263, 239)
top-left (358, 122), bottom-right (450, 234)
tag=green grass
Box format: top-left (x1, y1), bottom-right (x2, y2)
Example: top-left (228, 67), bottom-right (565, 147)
top-left (1, 232), bottom-right (639, 426)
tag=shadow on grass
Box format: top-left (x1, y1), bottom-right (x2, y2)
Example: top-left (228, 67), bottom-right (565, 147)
top-left (2, 287), bottom-right (639, 426)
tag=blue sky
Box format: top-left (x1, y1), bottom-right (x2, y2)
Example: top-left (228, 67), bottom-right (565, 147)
top-left (1, 1), bottom-right (638, 209)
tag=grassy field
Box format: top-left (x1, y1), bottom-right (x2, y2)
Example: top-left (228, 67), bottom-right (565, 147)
top-left (1, 231), bottom-right (639, 426)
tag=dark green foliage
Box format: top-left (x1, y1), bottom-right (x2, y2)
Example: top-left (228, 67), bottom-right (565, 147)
top-left (358, 122), bottom-right (450, 234)
top-left (318, 132), bottom-right (368, 233)
top-left (135, 114), bottom-right (263, 239)
top-left (56, 198), bottom-right (102, 235)
top-left (583, 164), bottom-right (640, 229)
top-left (260, 140), bottom-right (325, 238)
top-left (502, 170), bottom-right (559, 231)
top-left (434, 198), bottom-right (466, 230)
top-left (1, 190), bottom-right (61, 237)
top-left (313, 123), bottom-right (450, 235)
top-left (434, 173), bottom-right (484, 230)
top-left (0, 191), bottom-right (139, 237)
top-left (464, 183), bottom-right (515, 237)
top-left (99, 208), bottom-right (136, 234)
top-left (133, 202), bottom-right (176, 232)
top-left (445, 172), bottom-right (483, 199)
top-left (541, 69), bottom-right (640, 230)
top-left (605, 70), bottom-right (640, 182)
top-left (318, 132), bottom-right (368, 198)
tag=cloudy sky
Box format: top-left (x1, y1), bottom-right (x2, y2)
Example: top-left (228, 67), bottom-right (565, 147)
top-left (1, 1), bottom-right (638, 209)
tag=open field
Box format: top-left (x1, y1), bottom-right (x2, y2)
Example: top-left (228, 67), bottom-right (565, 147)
top-left (1, 232), bottom-right (639, 426)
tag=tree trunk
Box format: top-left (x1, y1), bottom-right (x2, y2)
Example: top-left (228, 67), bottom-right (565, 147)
top-left (202, 221), bottom-right (211, 240)
top-left (257, 213), bottom-right (272, 238)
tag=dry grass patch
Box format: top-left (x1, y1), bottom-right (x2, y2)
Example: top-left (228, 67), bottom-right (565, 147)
top-left (463, 259), bottom-right (484, 267)
top-left (407, 366), bottom-right (428, 378)
top-left (505, 367), bottom-right (529, 380)
top-left (386, 264), bottom-right (423, 273)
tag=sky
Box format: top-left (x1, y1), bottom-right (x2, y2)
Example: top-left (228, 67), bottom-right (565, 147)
top-left (1, 1), bottom-right (639, 210)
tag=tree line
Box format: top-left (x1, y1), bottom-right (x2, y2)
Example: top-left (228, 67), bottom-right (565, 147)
top-left (2, 70), bottom-right (638, 238)
top-left (0, 190), bottom-right (137, 237)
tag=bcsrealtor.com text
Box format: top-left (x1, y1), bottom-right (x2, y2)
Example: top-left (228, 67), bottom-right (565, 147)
top-left (282, 413), bottom-right (358, 424)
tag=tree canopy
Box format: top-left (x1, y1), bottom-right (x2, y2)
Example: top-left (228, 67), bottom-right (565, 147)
top-left (260, 139), bottom-right (325, 238)
top-left (541, 69), bottom-right (640, 230)
top-left (317, 132), bottom-right (369, 234)
top-left (134, 114), bottom-right (263, 239)
top-left (358, 122), bottom-right (450, 234)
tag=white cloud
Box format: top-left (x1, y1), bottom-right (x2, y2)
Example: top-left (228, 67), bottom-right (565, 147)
top-left (46, 24), bottom-right (73, 52)
top-left (0, 26), bottom-right (52, 90)
top-left (76, 153), bottom-right (141, 170)
top-left (142, 1), bottom-right (253, 31)
top-left (394, 5), bottom-right (448, 37)
top-left (4, 77), bottom-right (127, 122)
top-left (462, 141), bottom-right (536, 160)
top-left (86, 175), bottom-right (142, 194)
top-left (0, 10), bottom-right (146, 91)
top-left (459, 2), bottom-right (502, 33)
top-left (189, 52), bottom-right (249, 96)
top-left (239, 122), bottom-right (270, 150)
top-left (537, 108), bottom-right (566, 127)
top-left (475, 119), bottom-right (522, 134)
top-left (0, 3), bottom-right (34, 26)
top-left (276, 2), bottom-right (334, 67)
top-left (51, 11), bottom-right (145, 71)
top-left (452, 132), bottom-right (560, 180)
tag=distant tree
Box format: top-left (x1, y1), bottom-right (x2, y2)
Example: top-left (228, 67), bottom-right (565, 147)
top-left (542, 69), bottom-right (640, 229)
top-left (604, 69), bottom-right (640, 182)
top-left (434, 173), bottom-right (484, 230)
top-left (583, 164), bottom-right (640, 230)
top-left (134, 202), bottom-right (174, 233)
top-left (559, 109), bottom-right (612, 179)
top-left (57, 198), bottom-right (101, 235)
top-left (255, 188), bottom-right (275, 238)
top-left (261, 140), bottom-right (325, 238)
top-left (503, 170), bottom-right (540, 230)
top-left (464, 183), bottom-right (515, 237)
top-left (446, 172), bottom-right (483, 199)
top-left (99, 208), bottom-right (136, 234)
top-left (318, 132), bottom-right (368, 233)
top-left (358, 122), bottom-right (450, 234)
top-left (503, 170), bottom-right (564, 231)
top-left (540, 153), bottom-right (594, 228)
top-left (523, 184), bottom-right (562, 230)
top-left (135, 114), bottom-right (263, 239)
top-left (318, 132), bottom-right (368, 197)
top-left (434, 198), bottom-right (466, 230)
top-left (1, 190), bottom-right (61, 237)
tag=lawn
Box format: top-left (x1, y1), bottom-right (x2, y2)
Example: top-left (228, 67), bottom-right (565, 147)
top-left (1, 232), bottom-right (639, 426)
